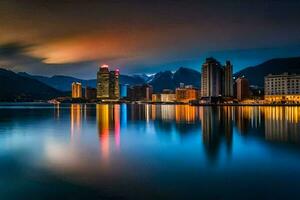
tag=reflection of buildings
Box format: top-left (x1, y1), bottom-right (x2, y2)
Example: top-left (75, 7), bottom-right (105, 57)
top-left (175, 105), bottom-right (197, 122)
top-left (264, 73), bottom-right (300, 103)
top-left (72, 82), bottom-right (82, 98)
top-left (70, 104), bottom-right (82, 137)
top-left (235, 106), bottom-right (251, 134)
top-left (200, 107), bottom-right (233, 160)
top-left (96, 104), bottom-right (121, 159)
top-left (263, 106), bottom-right (300, 143)
top-left (235, 106), bottom-right (261, 134)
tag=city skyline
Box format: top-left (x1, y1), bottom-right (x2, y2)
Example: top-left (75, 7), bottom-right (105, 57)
top-left (1, 1), bottom-right (300, 78)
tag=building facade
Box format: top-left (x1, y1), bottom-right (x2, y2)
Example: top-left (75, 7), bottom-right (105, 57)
top-left (236, 77), bottom-right (249, 101)
top-left (152, 89), bottom-right (176, 102)
top-left (109, 70), bottom-right (120, 99)
top-left (85, 86), bottom-right (97, 100)
top-left (200, 58), bottom-right (233, 100)
top-left (97, 65), bottom-right (120, 100)
top-left (72, 82), bottom-right (82, 98)
top-left (127, 84), bottom-right (153, 101)
top-left (175, 85), bottom-right (198, 103)
top-left (264, 73), bottom-right (300, 103)
top-left (224, 61), bottom-right (234, 97)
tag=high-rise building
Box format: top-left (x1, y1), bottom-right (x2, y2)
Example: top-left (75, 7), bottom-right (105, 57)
top-left (264, 73), bottom-right (300, 103)
top-left (109, 69), bottom-right (120, 100)
top-left (97, 65), bottom-right (110, 99)
top-left (236, 77), bottom-right (249, 101)
top-left (72, 82), bottom-right (82, 98)
top-left (127, 84), bottom-right (153, 101)
top-left (85, 86), bottom-right (97, 100)
top-left (201, 58), bottom-right (223, 98)
top-left (97, 65), bottom-right (120, 100)
top-left (224, 61), bottom-right (234, 97)
top-left (200, 58), bottom-right (233, 100)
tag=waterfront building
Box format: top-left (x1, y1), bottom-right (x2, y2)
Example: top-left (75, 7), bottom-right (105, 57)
top-left (236, 77), bottom-right (249, 101)
top-left (127, 84), bottom-right (153, 101)
top-left (120, 84), bottom-right (128, 98)
top-left (264, 73), bottom-right (300, 103)
top-left (152, 89), bottom-right (176, 102)
top-left (72, 82), bottom-right (82, 98)
top-left (109, 69), bottom-right (120, 100)
top-left (200, 58), bottom-right (233, 101)
top-left (175, 85), bottom-right (198, 103)
top-left (97, 64), bottom-right (120, 100)
top-left (224, 61), bottom-right (234, 97)
top-left (201, 58), bottom-right (223, 98)
top-left (85, 86), bottom-right (97, 100)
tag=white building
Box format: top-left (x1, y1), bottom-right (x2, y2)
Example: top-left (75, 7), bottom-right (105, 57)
top-left (264, 73), bottom-right (300, 103)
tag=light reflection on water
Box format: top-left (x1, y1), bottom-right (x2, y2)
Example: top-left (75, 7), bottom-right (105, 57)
top-left (0, 104), bottom-right (300, 199)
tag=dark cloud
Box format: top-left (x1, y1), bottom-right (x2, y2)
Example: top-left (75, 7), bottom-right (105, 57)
top-left (0, 43), bottom-right (29, 57)
top-left (0, 0), bottom-right (300, 77)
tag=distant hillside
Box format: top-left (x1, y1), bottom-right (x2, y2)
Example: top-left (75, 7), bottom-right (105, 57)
top-left (0, 69), bottom-right (63, 101)
top-left (148, 67), bottom-right (201, 92)
top-left (19, 73), bottom-right (145, 91)
top-left (234, 57), bottom-right (300, 86)
top-left (18, 67), bottom-right (201, 92)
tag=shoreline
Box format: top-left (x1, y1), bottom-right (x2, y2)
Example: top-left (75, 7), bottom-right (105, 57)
top-left (0, 101), bottom-right (300, 107)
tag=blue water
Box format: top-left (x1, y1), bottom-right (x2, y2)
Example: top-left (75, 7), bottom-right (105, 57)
top-left (0, 104), bottom-right (299, 199)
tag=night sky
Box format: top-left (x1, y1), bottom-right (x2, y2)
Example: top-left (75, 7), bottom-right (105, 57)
top-left (0, 0), bottom-right (300, 78)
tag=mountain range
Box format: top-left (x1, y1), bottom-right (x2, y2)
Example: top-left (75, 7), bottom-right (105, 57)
top-left (0, 69), bottom-right (63, 101)
top-left (234, 57), bottom-right (300, 86)
top-left (18, 67), bottom-right (200, 93)
top-left (0, 56), bottom-right (300, 101)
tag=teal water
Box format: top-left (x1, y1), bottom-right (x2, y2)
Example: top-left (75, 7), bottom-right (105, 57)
top-left (0, 104), bottom-right (300, 199)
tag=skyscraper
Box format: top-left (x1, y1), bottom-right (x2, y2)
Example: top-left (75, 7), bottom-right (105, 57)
top-left (97, 65), bottom-right (110, 99)
top-left (72, 82), bottom-right (82, 98)
top-left (224, 61), bottom-right (234, 97)
top-left (85, 86), bottom-right (97, 100)
top-left (201, 57), bottom-right (233, 100)
top-left (97, 65), bottom-right (120, 100)
top-left (109, 69), bottom-right (120, 100)
top-left (236, 77), bottom-right (249, 101)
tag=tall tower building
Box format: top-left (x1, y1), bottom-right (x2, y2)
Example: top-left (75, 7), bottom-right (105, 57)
top-left (97, 65), bottom-right (120, 100)
top-left (201, 57), bottom-right (223, 98)
top-left (201, 58), bottom-right (234, 100)
top-left (224, 61), bottom-right (233, 97)
top-left (236, 77), bottom-right (249, 101)
top-left (97, 65), bottom-right (110, 99)
top-left (72, 82), bottom-right (82, 98)
top-left (109, 69), bottom-right (120, 100)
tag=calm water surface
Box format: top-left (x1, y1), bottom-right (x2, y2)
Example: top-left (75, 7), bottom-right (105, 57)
top-left (0, 104), bottom-right (300, 199)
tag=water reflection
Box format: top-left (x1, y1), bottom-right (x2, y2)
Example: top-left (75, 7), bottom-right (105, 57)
top-left (263, 106), bottom-right (300, 143)
top-left (69, 105), bottom-right (300, 161)
top-left (1, 104), bottom-right (300, 199)
top-left (70, 104), bottom-right (82, 137)
top-left (96, 104), bottom-right (121, 159)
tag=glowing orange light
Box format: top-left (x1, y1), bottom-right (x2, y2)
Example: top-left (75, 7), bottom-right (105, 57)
top-left (101, 64), bottom-right (109, 68)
